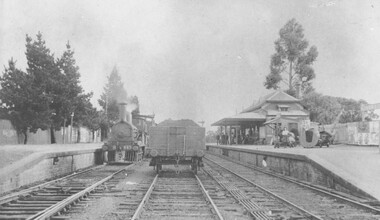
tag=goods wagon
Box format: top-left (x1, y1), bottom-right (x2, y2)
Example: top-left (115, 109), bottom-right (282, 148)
top-left (148, 120), bottom-right (205, 173)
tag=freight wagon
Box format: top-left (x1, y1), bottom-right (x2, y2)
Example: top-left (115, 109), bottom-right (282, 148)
top-left (148, 120), bottom-right (205, 173)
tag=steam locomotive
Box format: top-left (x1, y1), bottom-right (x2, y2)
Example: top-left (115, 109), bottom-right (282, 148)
top-left (102, 103), bottom-right (151, 163)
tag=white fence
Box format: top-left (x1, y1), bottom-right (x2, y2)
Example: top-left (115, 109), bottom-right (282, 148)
top-left (0, 119), bottom-right (101, 145)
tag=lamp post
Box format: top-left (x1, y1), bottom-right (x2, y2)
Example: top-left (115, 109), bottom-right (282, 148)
top-left (70, 112), bottom-right (74, 144)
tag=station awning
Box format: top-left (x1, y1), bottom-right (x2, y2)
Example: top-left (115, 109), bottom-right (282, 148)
top-left (211, 112), bottom-right (266, 126)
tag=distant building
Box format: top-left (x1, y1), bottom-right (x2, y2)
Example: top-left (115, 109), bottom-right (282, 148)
top-left (132, 113), bottom-right (155, 147)
top-left (212, 90), bottom-right (309, 145)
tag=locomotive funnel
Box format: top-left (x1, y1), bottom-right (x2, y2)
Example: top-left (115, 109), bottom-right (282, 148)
top-left (118, 102), bottom-right (130, 123)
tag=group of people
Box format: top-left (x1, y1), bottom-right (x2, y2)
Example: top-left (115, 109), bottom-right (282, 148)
top-left (216, 133), bottom-right (262, 145)
top-left (215, 126), bottom-right (297, 146)
top-left (216, 133), bottom-right (229, 145)
top-left (275, 126), bottom-right (296, 146)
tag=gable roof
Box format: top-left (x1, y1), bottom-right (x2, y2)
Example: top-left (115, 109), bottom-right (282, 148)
top-left (242, 90), bottom-right (300, 113)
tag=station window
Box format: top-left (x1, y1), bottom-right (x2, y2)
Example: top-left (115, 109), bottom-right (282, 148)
top-left (278, 105), bottom-right (289, 112)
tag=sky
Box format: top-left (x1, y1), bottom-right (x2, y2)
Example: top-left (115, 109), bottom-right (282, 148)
top-left (1, 0), bottom-right (380, 130)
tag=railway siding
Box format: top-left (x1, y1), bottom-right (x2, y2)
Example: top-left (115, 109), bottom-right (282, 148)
top-left (0, 165), bottom-right (132, 220)
top-left (202, 162), bottom-right (312, 219)
top-left (205, 153), bottom-right (380, 220)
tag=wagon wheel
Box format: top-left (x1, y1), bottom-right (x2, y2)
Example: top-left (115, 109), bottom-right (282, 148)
top-left (192, 159), bottom-right (198, 174)
top-left (193, 163), bottom-right (198, 174)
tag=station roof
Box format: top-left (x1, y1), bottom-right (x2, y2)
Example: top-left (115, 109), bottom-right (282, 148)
top-left (242, 90), bottom-right (300, 113)
top-left (266, 110), bottom-right (309, 116)
top-left (263, 116), bottom-right (300, 125)
top-left (211, 112), bottom-right (266, 126)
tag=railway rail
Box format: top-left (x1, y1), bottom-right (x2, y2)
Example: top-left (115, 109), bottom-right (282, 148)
top-left (205, 153), bottom-right (380, 220)
top-left (131, 170), bottom-right (224, 220)
top-left (202, 161), bottom-right (315, 219)
top-left (0, 164), bottom-right (133, 220)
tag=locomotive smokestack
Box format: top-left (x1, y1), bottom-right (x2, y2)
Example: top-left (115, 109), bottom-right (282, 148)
top-left (118, 102), bottom-right (130, 123)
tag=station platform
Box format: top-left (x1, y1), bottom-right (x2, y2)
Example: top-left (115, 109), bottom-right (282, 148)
top-left (0, 143), bottom-right (103, 194)
top-left (207, 144), bottom-right (380, 201)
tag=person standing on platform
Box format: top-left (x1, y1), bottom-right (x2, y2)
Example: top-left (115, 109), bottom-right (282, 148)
top-left (216, 133), bottom-right (220, 145)
top-left (262, 156), bottom-right (268, 168)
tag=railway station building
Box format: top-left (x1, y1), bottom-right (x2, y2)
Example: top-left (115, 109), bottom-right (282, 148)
top-left (212, 90), bottom-right (310, 145)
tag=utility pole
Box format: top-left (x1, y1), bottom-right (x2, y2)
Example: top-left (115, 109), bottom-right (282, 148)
top-left (63, 118), bottom-right (67, 144)
top-left (70, 112), bottom-right (74, 143)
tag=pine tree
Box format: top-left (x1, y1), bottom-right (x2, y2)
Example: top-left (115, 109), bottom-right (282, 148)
top-left (25, 32), bottom-right (64, 143)
top-left (98, 67), bottom-right (127, 123)
top-left (57, 42), bottom-right (93, 126)
top-left (98, 66), bottom-right (128, 139)
top-left (0, 59), bottom-right (50, 143)
top-left (1, 32), bottom-right (101, 144)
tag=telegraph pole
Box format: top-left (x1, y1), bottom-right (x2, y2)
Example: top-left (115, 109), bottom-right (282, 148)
top-left (70, 112), bottom-right (74, 143)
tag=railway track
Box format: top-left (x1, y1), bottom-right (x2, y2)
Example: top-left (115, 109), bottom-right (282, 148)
top-left (196, 171), bottom-right (252, 220)
top-left (0, 164), bottom-right (133, 220)
top-left (203, 161), bottom-right (313, 219)
top-left (58, 161), bottom-right (155, 219)
top-left (131, 170), bottom-right (224, 220)
top-left (205, 153), bottom-right (380, 220)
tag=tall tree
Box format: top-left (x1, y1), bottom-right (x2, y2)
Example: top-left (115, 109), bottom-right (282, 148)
top-left (98, 67), bottom-right (127, 138)
top-left (1, 32), bottom-right (100, 144)
top-left (264, 18), bottom-right (318, 97)
top-left (0, 59), bottom-right (51, 143)
top-left (57, 42), bottom-right (94, 129)
top-left (25, 32), bottom-right (63, 143)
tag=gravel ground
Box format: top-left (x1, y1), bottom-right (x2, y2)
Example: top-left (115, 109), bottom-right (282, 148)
top-left (67, 160), bottom-right (156, 220)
